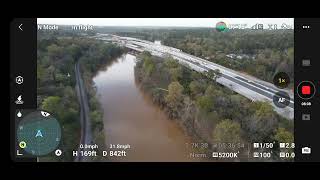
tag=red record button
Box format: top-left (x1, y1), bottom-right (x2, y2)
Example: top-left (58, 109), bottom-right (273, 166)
top-left (301, 86), bottom-right (311, 95)
top-left (297, 81), bottom-right (315, 99)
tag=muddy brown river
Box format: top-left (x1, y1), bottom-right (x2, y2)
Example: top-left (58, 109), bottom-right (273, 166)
top-left (93, 54), bottom-right (196, 162)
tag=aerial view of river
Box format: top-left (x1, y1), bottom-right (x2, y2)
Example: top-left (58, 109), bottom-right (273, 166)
top-left (93, 54), bottom-right (196, 162)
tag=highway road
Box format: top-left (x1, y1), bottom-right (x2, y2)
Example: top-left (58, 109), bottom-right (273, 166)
top-left (94, 34), bottom-right (294, 119)
top-left (185, 60), bottom-right (293, 109)
top-left (74, 62), bottom-right (92, 162)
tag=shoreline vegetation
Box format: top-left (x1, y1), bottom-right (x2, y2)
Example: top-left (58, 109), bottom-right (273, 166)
top-left (134, 51), bottom-right (294, 162)
top-left (37, 32), bottom-right (124, 161)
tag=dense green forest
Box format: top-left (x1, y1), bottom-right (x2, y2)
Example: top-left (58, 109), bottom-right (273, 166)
top-left (114, 28), bottom-right (293, 86)
top-left (36, 26), bottom-right (294, 161)
top-left (135, 52), bottom-right (294, 161)
top-left (37, 31), bottom-right (123, 161)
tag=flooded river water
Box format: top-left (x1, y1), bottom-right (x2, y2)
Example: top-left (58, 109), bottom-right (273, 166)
top-left (93, 54), bottom-right (195, 162)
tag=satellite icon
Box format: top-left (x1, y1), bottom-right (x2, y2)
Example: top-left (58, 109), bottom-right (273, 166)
top-left (41, 111), bottom-right (50, 117)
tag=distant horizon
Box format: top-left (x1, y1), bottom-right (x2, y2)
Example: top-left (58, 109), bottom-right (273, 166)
top-left (38, 24), bottom-right (212, 28)
top-left (37, 18), bottom-right (294, 28)
top-left (37, 25), bottom-right (295, 30)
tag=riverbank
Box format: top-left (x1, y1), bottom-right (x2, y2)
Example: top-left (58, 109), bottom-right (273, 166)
top-left (79, 45), bottom-right (124, 162)
top-left (134, 52), bottom-right (294, 162)
top-left (37, 35), bottom-right (124, 161)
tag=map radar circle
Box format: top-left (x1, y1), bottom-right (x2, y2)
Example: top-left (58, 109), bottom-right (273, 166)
top-left (17, 110), bottom-right (61, 156)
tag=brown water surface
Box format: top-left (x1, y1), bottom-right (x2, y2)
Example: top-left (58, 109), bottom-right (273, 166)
top-left (93, 54), bottom-right (194, 162)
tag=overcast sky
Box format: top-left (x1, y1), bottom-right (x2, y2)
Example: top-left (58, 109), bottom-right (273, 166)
top-left (37, 18), bottom-right (294, 28)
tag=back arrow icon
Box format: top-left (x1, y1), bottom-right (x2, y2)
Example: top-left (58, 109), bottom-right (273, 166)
top-left (19, 24), bottom-right (23, 31)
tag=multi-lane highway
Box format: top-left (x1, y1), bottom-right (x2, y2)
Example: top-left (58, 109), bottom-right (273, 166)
top-left (94, 34), bottom-right (294, 119)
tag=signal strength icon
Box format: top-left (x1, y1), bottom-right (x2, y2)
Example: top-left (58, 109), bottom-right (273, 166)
top-left (251, 23), bottom-right (263, 30)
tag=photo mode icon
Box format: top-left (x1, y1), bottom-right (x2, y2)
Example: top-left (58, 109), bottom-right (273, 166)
top-left (302, 147), bottom-right (311, 154)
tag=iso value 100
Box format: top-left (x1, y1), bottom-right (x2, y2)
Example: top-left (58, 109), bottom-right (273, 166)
top-left (253, 152), bottom-right (272, 158)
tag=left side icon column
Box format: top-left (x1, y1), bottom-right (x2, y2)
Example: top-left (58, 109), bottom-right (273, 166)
top-left (10, 18), bottom-right (37, 162)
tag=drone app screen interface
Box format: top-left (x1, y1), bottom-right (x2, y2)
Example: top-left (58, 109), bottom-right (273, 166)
top-left (10, 18), bottom-right (320, 162)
